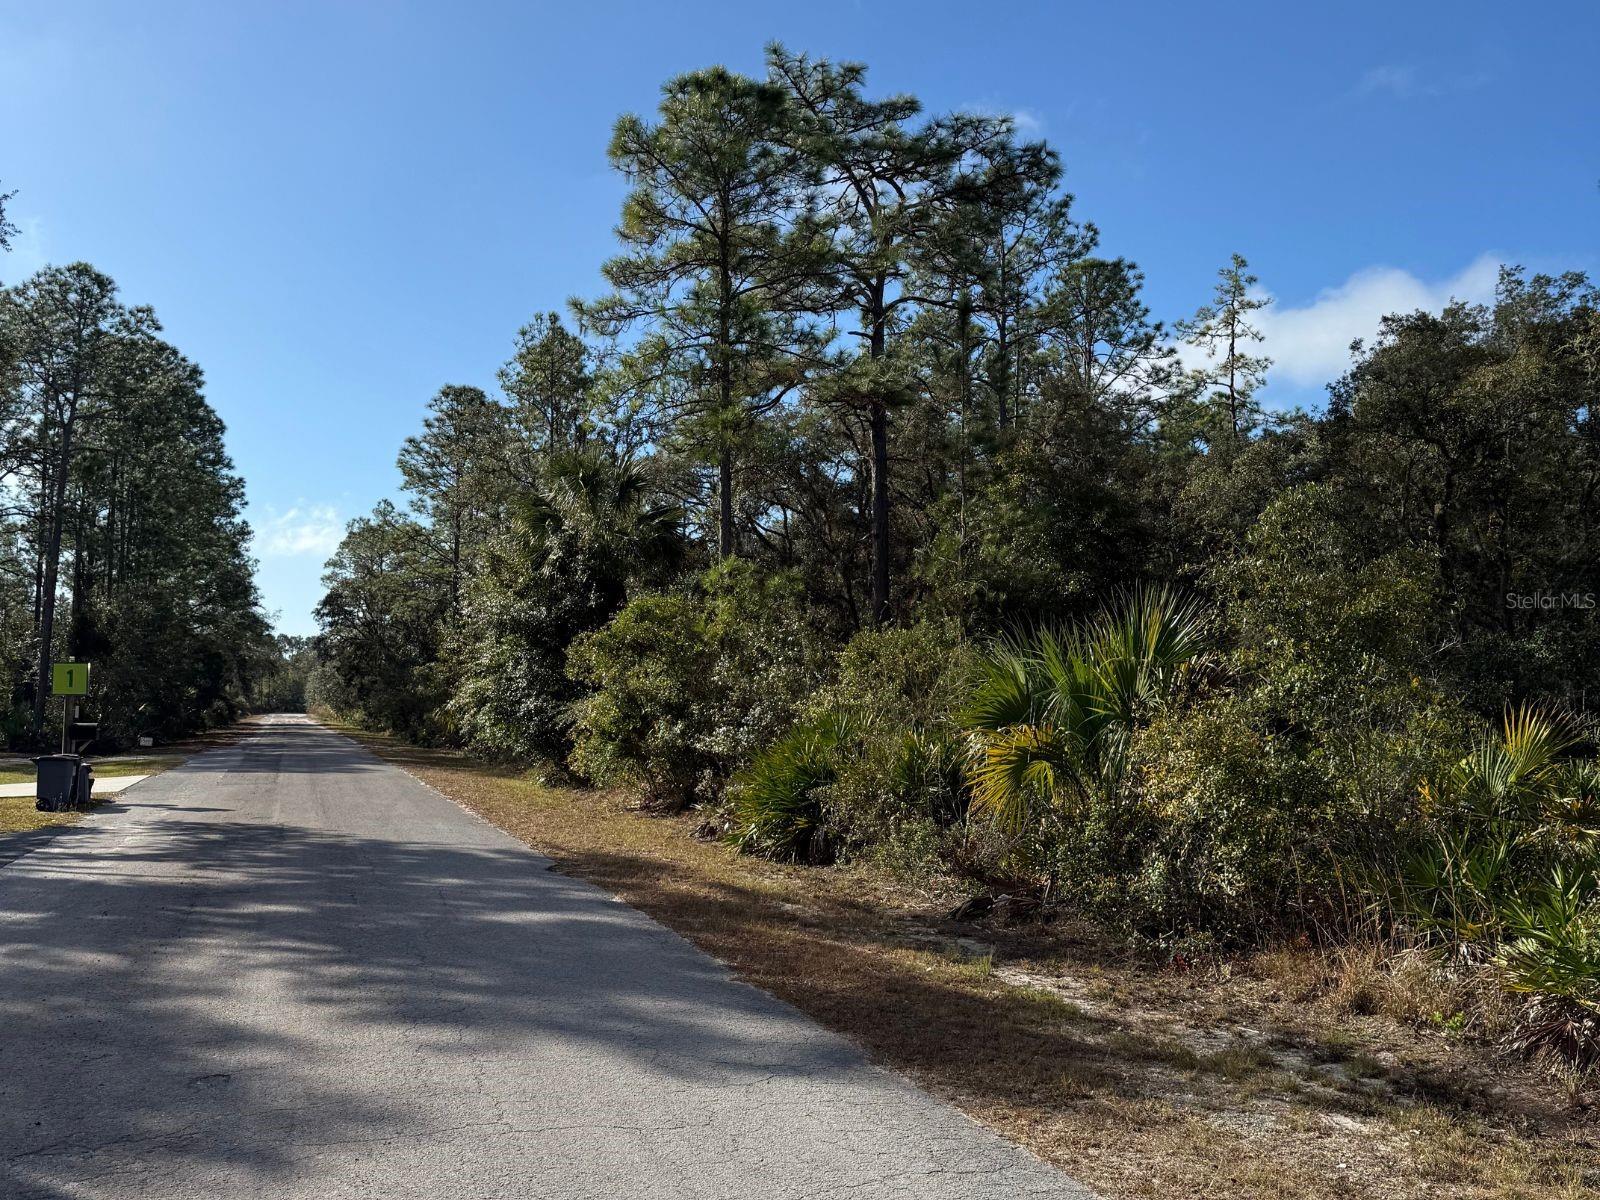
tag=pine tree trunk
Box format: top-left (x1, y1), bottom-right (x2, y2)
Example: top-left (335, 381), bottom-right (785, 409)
top-left (32, 413), bottom-right (76, 737)
top-left (718, 446), bottom-right (735, 559)
top-left (867, 283), bottom-right (891, 626)
top-left (869, 399), bottom-right (890, 625)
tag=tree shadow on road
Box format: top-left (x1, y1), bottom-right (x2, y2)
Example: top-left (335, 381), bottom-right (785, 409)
top-left (0, 790), bottom-right (884, 1196)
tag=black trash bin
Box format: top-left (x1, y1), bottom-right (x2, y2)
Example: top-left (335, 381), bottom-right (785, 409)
top-left (76, 761), bottom-right (94, 807)
top-left (34, 754), bottom-right (82, 813)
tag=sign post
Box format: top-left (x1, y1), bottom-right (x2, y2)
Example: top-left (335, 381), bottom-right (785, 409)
top-left (51, 662), bottom-right (91, 754)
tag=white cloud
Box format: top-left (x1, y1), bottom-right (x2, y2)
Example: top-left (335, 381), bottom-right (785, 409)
top-left (256, 503), bottom-right (345, 558)
top-left (959, 102), bottom-right (1046, 137)
top-left (1010, 108), bottom-right (1046, 136)
top-left (1175, 255), bottom-right (1503, 397)
top-left (1255, 255), bottom-right (1501, 389)
top-left (1351, 62), bottom-right (1494, 102)
top-left (1354, 64), bottom-right (1427, 99)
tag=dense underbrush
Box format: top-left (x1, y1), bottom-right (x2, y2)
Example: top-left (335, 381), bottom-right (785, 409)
top-left (558, 564), bottom-right (1600, 1092)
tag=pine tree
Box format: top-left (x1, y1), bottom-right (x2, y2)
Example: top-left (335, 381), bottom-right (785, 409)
top-left (577, 66), bottom-right (821, 560)
top-left (766, 45), bottom-right (1009, 623)
top-left (499, 313), bottom-right (591, 462)
top-left (0, 264), bottom-right (151, 735)
top-left (1178, 253), bottom-right (1271, 447)
top-left (0, 183), bottom-right (16, 254)
top-left (397, 385), bottom-right (507, 615)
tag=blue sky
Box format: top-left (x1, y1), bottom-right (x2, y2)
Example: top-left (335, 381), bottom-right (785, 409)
top-left (3, 1), bottom-right (1595, 634)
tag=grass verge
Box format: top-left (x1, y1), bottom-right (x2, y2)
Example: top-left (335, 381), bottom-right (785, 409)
top-left (332, 719), bottom-right (1598, 1200)
top-left (0, 755), bottom-right (186, 833)
top-left (0, 755), bottom-right (184, 786)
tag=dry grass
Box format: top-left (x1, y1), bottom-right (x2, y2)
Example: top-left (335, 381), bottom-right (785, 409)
top-left (336, 720), bottom-right (1599, 1200)
top-left (0, 795), bottom-right (86, 834)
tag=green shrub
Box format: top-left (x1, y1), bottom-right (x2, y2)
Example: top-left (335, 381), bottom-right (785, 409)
top-left (1127, 694), bottom-right (1324, 939)
top-left (1499, 867), bottom-right (1600, 1074)
top-left (920, 571), bottom-right (1472, 940)
top-left (1396, 707), bottom-right (1600, 943)
top-left (826, 621), bottom-right (976, 725)
top-left (808, 622), bottom-right (977, 866)
top-left (1218, 483), bottom-right (1447, 735)
top-left (1387, 709), bottom-right (1600, 1075)
top-left (692, 562), bottom-right (831, 780)
top-left (445, 449), bottom-right (683, 763)
top-left (1126, 684), bottom-right (1468, 944)
top-left (934, 587), bottom-right (1214, 905)
top-left (1089, 490), bottom-right (1474, 941)
top-left (888, 726), bottom-right (970, 831)
top-left (962, 586), bottom-right (1209, 833)
top-left (721, 621), bottom-right (980, 872)
top-left (1393, 830), bottom-right (1515, 947)
top-left (567, 560), bottom-right (827, 808)
top-left (566, 591), bottom-right (713, 807)
top-left (728, 712), bottom-right (855, 863)
top-left (916, 439), bottom-right (1150, 632)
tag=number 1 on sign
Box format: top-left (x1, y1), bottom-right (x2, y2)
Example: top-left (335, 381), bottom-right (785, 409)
top-left (52, 662), bottom-right (90, 696)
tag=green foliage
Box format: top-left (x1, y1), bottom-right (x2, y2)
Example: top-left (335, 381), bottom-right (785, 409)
top-left (1397, 708), bottom-right (1600, 944)
top-left (1220, 483), bottom-right (1443, 723)
top-left (1328, 270), bottom-right (1600, 710)
top-left (1394, 830), bottom-right (1515, 946)
top-left (0, 264), bottom-right (275, 746)
top-left (294, 48), bottom-right (1600, 1075)
top-left (566, 591), bottom-right (708, 804)
top-left (707, 622), bottom-right (981, 869)
top-left (918, 434), bottom-right (1152, 632)
top-left (728, 711), bottom-right (855, 863)
top-left (499, 313), bottom-right (598, 456)
top-left (1127, 694), bottom-right (1325, 938)
top-left (576, 64), bottom-right (823, 557)
top-left (248, 636), bottom-right (314, 714)
top-left (1377, 709), bottom-right (1600, 1073)
top-left (1499, 867), bottom-right (1600, 1006)
top-left (568, 560), bottom-right (826, 808)
top-left (0, 182), bottom-right (15, 251)
top-left (1498, 868), bottom-right (1600, 1074)
top-left (314, 502), bottom-right (451, 739)
top-left (445, 450), bottom-right (682, 762)
top-left (796, 622), bottom-right (977, 869)
top-left (1175, 253), bottom-right (1271, 448)
top-left (823, 621), bottom-right (976, 741)
top-left (962, 586), bottom-right (1208, 832)
top-left (937, 570), bottom-right (1473, 939)
top-left (1491, 864), bottom-right (1600, 1081)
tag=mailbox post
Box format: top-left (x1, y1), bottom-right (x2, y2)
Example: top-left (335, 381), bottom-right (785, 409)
top-left (36, 663), bottom-right (94, 812)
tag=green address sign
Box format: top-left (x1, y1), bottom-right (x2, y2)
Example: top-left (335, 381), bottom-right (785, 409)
top-left (52, 662), bottom-right (91, 696)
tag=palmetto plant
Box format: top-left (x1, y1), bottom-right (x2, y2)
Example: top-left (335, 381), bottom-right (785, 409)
top-left (1499, 866), bottom-right (1600, 1073)
top-left (728, 711), bottom-right (857, 863)
top-left (1399, 706), bottom-right (1600, 1075)
top-left (1433, 705), bottom-right (1600, 832)
top-left (516, 449), bottom-right (684, 577)
top-left (962, 587), bottom-right (1209, 830)
top-left (1404, 706), bottom-right (1600, 944)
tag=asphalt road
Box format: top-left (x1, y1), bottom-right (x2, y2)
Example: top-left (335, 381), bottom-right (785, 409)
top-left (0, 715), bottom-right (1092, 1199)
